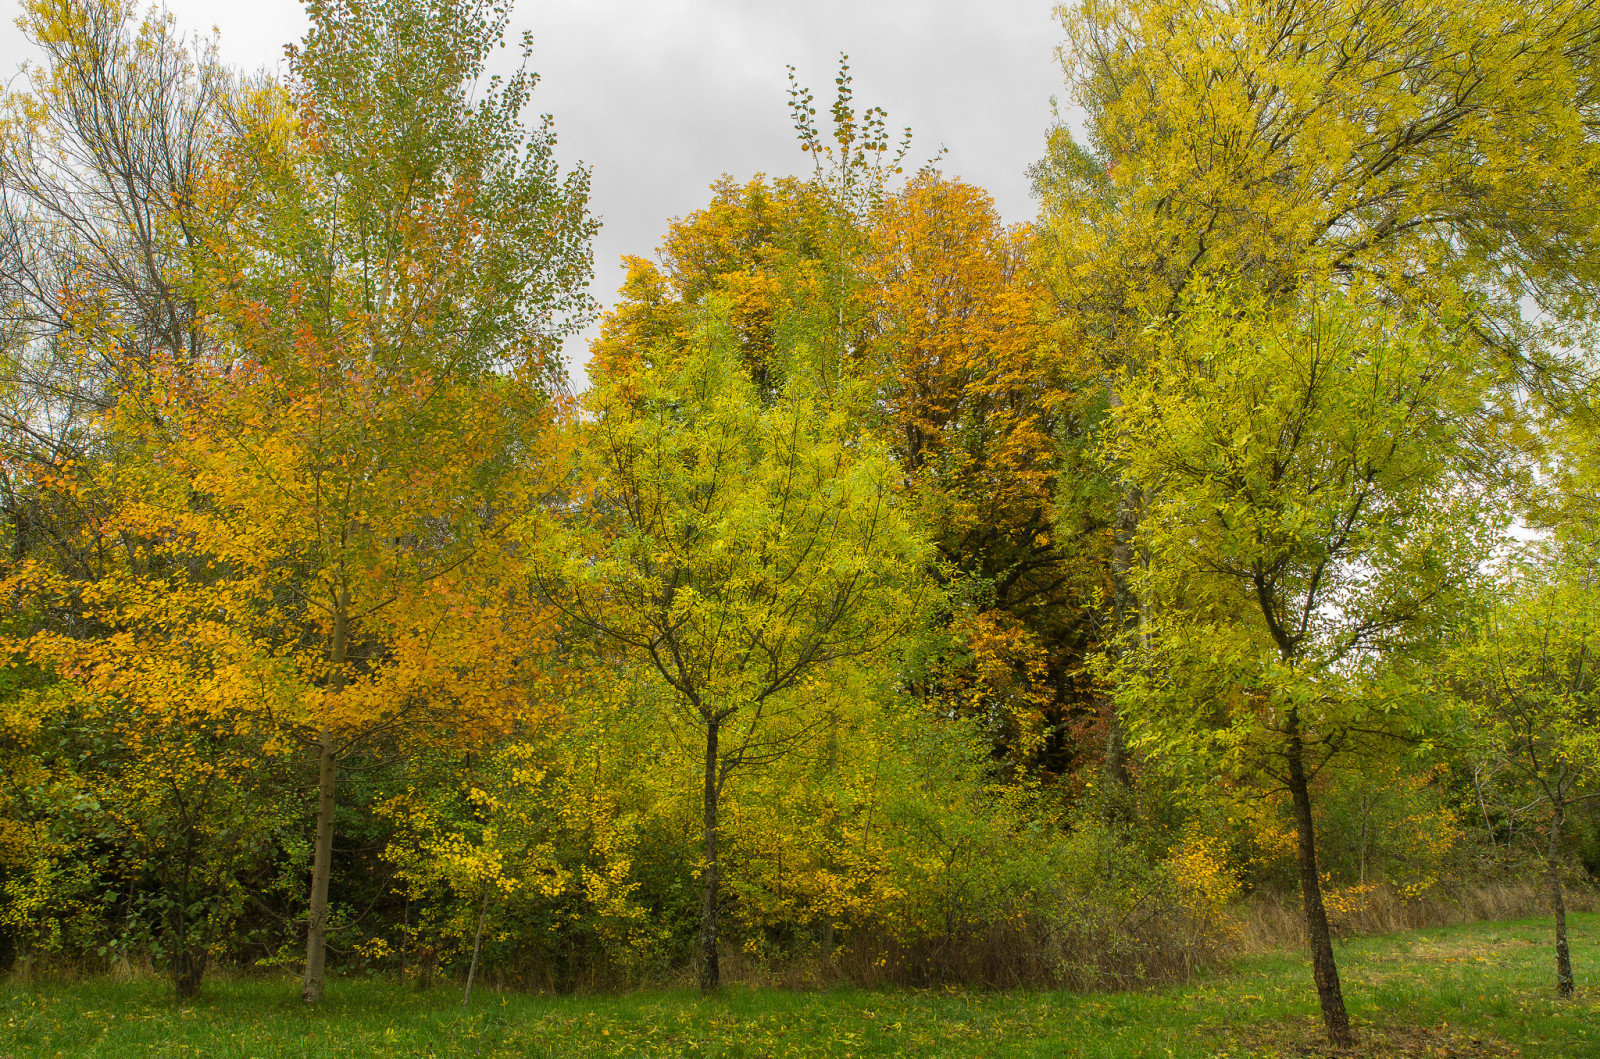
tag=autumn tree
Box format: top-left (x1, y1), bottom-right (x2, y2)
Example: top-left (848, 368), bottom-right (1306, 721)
top-left (182, 0), bottom-right (594, 1004)
top-left (0, 0), bottom-right (594, 1002)
top-left (593, 116), bottom-right (1109, 781)
top-left (860, 174), bottom-right (1107, 776)
top-left (1035, 0), bottom-right (1600, 817)
top-left (0, 1), bottom-right (288, 995)
top-left (528, 315), bottom-right (926, 992)
top-left (0, 0), bottom-right (241, 579)
top-left (1110, 288), bottom-right (1520, 1044)
top-left (1445, 546), bottom-right (1600, 998)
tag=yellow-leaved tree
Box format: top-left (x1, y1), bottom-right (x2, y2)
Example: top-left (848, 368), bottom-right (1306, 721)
top-left (5, 0), bottom-right (595, 1004)
top-left (1036, 0), bottom-right (1600, 826)
top-left (1110, 287), bottom-right (1524, 1043)
top-left (527, 310), bottom-right (927, 992)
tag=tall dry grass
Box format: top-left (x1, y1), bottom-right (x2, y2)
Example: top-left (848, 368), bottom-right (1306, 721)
top-left (1237, 877), bottom-right (1599, 952)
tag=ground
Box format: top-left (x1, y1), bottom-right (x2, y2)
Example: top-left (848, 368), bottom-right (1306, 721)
top-left (0, 915), bottom-right (1594, 1058)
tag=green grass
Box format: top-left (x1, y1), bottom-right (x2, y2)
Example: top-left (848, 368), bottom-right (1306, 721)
top-left (1, 916), bottom-right (1595, 1057)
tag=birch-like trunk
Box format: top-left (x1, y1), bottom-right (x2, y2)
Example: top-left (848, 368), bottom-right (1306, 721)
top-left (302, 588), bottom-right (348, 1005)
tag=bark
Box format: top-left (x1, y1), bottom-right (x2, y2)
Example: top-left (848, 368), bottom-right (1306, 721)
top-left (1286, 713), bottom-right (1353, 1047)
top-left (463, 885), bottom-right (490, 1007)
top-left (1104, 484), bottom-right (1138, 803)
top-left (301, 736), bottom-right (338, 1004)
top-left (169, 841), bottom-right (204, 999)
top-left (1549, 799), bottom-right (1574, 998)
top-left (302, 591), bottom-right (348, 1005)
top-left (822, 710), bottom-right (838, 960)
top-left (172, 941), bottom-right (206, 1001)
top-left (169, 897), bottom-right (207, 1000)
top-left (699, 715), bottom-right (722, 993)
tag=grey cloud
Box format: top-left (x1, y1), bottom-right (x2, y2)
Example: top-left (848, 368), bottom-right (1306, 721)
top-left (0, 0), bottom-right (1069, 384)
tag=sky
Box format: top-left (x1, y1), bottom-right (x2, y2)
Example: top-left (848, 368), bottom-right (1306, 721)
top-left (1, 0), bottom-right (1070, 380)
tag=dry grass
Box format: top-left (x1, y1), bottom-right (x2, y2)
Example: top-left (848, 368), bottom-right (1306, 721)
top-left (824, 907), bottom-right (1234, 991)
top-left (1239, 878), bottom-right (1598, 952)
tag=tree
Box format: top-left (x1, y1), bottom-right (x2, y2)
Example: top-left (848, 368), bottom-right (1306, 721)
top-left (4, 547), bottom-right (300, 997)
top-left (1109, 287), bottom-right (1519, 1044)
top-left (528, 315), bottom-right (926, 992)
top-left (186, 0), bottom-right (592, 1002)
top-left (1, 0), bottom-right (240, 574)
top-left (592, 167), bottom-right (1112, 780)
top-left (1446, 545), bottom-right (1600, 997)
top-left (5, 0), bottom-right (597, 1003)
top-left (859, 174), bottom-right (1107, 777)
top-left (1035, 0), bottom-right (1600, 816)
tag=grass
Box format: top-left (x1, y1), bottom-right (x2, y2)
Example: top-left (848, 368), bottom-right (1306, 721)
top-left (0, 915), bottom-right (1595, 1058)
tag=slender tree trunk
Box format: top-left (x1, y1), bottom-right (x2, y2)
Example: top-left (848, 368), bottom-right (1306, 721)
top-left (1286, 713), bottom-right (1352, 1047)
top-left (170, 848), bottom-right (202, 1000)
top-left (463, 884), bottom-right (490, 1007)
top-left (170, 898), bottom-right (203, 1000)
top-left (700, 715), bottom-right (722, 993)
top-left (302, 738), bottom-right (338, 1003)
top-left (1548, 799), bottom-right (1574, 998)
top-left (302, 590), bottom-right (348, 1005)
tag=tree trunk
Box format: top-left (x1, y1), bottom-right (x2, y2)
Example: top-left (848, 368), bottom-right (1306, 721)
top-left (1286, 714), bottom-right (1352, 1047)
top-left (169, 897), bottom-right (206, 1000)
top-left (169, 845), bottom-right (204, 1000)
top-left (1358, 785), bottom-right (1371, 935)
top-left (822, 710), bottom-right (838, 961)
top-left (173, 942), bottom-right (206, 1001)
top-left (463, 884), bottom-right (490, 1007)
top-left (699, 715), bottom-right (722, 993)
top-left (302, 591), bottom-right (348, 1005)
top-left (301, 736), bottom-right (338, 1004)
top-left (1548, 799), bottom-right (1574, 998)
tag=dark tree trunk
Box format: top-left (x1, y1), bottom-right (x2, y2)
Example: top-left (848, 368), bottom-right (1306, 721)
top-left (1548, 799), bottom-right (1574, 998)
top-left (1286, 713), bottom-right (1353, 1047)
top-left (699, 715), bottom-right (721, 993)
top-left (168, 892), bottom-right (207, 1000)
top-left (173, 939), bottom-right (206, 1001)
top-left (822, 710), bottom-right (838, 960)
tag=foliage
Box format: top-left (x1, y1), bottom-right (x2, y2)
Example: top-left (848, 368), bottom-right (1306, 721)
top-left (1106, 285), bottom-right (1519, 1041)
top-left (527, 301), bottom-right (927, 990)
top-left (1442, 542), bottom-right (1600, 994)
top-left (8, 0), bottom-right (1600, 1016)
top-left (1035, 0), bottom-right (1600, 378)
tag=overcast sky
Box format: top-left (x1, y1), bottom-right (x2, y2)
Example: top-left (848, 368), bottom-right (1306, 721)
top-left (2, 1), bottom-right (1069, 380)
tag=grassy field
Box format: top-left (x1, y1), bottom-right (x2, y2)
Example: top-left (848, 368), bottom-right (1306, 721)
top-left (0, 915), bottom-right (1595, 1058)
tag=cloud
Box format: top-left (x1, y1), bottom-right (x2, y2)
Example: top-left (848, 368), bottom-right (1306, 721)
top-left (1, 0), bottom-right (1068, 383)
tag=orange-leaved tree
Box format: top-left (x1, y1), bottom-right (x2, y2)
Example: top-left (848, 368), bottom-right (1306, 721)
top-left (590, 165), bottom-right (1111, 780)
top-left (125, 0), bottom-right (593, 1003)
top-left (860, 174), bottom-right (1108, 778)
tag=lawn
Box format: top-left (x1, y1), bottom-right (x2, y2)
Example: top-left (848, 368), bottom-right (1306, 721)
top-left (1, 915), bottom-right (1594, 1058)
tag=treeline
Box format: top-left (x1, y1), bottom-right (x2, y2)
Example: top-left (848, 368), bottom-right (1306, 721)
top-left (3, 0), bottom-right (1600, 1047)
